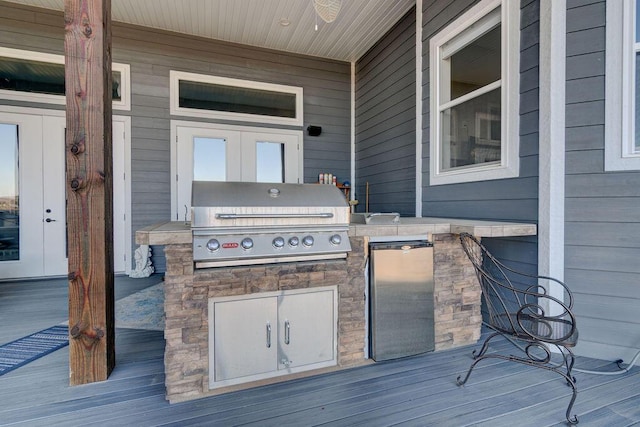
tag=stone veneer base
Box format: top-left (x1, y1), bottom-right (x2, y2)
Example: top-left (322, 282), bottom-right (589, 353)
top-left (162, 234), bottom-right (481, 403)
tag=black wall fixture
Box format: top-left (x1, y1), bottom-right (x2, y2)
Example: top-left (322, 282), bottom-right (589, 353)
top-left (307, 125), bottom-right (322, 136)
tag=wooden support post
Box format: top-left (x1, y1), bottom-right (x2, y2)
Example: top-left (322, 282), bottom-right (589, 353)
top-left (64, 0), bottom-right (115, 385)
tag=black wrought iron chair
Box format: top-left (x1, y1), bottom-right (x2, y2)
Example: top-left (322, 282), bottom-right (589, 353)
top-left (457, 232), bottom-right (580, 425)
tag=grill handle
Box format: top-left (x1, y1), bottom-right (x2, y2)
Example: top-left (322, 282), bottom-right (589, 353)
top-left (215, 213), bottom-right (334, 219)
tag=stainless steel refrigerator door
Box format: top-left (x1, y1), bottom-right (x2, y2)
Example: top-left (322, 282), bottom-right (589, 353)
top-left (370, 242), bottom-right (434, 361)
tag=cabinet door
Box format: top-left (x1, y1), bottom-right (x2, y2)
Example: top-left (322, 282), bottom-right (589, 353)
top-left (278, 290), bottom-right (335, 369)
top-left (212, 297), bottom-right (278, 382)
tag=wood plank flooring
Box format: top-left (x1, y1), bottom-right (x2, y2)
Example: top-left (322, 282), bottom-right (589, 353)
top-left (0, 274), bottom-right (160, 343)
top-left (1, 276), bottom-right (639, 426)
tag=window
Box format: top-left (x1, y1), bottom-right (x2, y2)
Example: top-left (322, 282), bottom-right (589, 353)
top-left (193, 137), bottom-right (228, 181)
top-left (605, 0), bottom-right (640, 170)
top-left (429, 0), bottom-right (520, 185)
top-left (0, 123), bottom-right (19, 261)
top-left (256, 141), bottom-right (285, 183)
top-left (0, 47), bottom-right (130, 110)
top-left (170, 71), bottom-right (303, 126)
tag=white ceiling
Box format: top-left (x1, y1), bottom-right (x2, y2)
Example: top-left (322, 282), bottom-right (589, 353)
top-left (5, 0), bottom-right (416, 62)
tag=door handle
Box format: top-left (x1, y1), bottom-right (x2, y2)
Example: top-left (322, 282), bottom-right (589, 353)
top-left (284, 320), bottom-right (291, 345)
top-left (266, 322), bottom-right (271, 348)
top-left (45, 218), bottom-right (56, 223)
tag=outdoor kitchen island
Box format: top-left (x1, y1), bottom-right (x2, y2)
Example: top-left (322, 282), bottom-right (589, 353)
top-left (136, 218), bottom-right (536, 403)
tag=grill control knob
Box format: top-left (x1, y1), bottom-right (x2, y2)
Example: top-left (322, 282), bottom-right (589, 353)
top-left (302, 235), bottom-right (314, 247)
top-left (329, 234), bottom-right (342, 245)
top-left (206, 239), bottom-right (220, 252)
top-left (241, 238), bottom-right (254, 250)
top-left (288, 236), bottom-right (299, 247)
top-left (273, 237), bottom-right (285, 248)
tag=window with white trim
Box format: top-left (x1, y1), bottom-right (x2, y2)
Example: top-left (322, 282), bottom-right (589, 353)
top-left (0, 47), bottom-right (130, 110)
top-left (170, 71), bottom-right (303, 126)
top-left (429, 0), bottom-right (520, 185)
top-left (605, 0), bottom-right (640, 170)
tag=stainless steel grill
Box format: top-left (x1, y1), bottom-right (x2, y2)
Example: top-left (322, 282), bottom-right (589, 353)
top-left (191, 181), bottom-right (351, 268)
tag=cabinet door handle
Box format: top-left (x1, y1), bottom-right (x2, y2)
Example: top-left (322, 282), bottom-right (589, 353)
top-left (284, 320), bottom-right (291, 345)
top-left (266, 322), bottom-right (272, 348)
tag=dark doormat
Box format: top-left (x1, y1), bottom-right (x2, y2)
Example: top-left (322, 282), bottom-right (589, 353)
top-left (0, 325), bottom-right (69, 376)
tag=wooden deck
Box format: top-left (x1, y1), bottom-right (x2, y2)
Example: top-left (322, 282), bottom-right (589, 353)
top-left (1, 277), bottom-right (639, 426)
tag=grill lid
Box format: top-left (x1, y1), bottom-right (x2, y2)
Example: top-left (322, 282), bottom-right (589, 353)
top-left (191, 181), bottom-right (348, 208)
top-left (191, 181), bottom-right (350, 229)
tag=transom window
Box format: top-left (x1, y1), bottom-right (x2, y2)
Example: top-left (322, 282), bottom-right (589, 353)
top-left (170, 71), bottom-right (303, 126)
top-left (429, 0), bottom-right (519, 185)
top-left (0, 47), bottom-right (130, 110)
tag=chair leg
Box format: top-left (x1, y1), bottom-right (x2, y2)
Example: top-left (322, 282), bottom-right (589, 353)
top-left (564, 347), bottom-right (577, 384)
top-left (559, 366), bottom-right (579, 425)
top-left (457, 331), bottom-right (505, 385)
top-left (457, 339), bottom-right (580, 424)
top-left (472, 331), bottom-right (502, 359)
top-left (456, 354), bottom-right (482, 386)
top-left (550, 362), bottom-right (578, 425)
top-left (458, 352), bottom-right (579, 424)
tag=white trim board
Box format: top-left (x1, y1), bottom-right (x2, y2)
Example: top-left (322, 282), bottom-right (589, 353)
top-left (538, 0), bottom-right (566, 313)
top-left (415, 0), bottom-right (423, 216)
top-left (350, 61), bottom-right (356, 201)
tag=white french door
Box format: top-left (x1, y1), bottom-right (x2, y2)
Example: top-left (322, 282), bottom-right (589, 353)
top-left (172, 121), bottom-right (303, 221)
top-left (41, 115), bottom-right (68, 276)
top-left (0, 113), bottom-right (63, 278)
top-left (112, 119), bottom-right (128, 274)
top-left (0, 109), bottom-right (128, 279)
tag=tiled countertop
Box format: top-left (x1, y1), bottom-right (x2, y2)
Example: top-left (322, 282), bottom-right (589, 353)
top-left (136, 221), bottom-right (191, 245)
top-left (349, 217), bottom-right (536, 238)
top-left (136, 218), bottom-right (536, 246)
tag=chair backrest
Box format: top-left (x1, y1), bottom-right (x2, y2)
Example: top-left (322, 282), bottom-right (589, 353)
top-left (459, 233), bottom-right (577, 344)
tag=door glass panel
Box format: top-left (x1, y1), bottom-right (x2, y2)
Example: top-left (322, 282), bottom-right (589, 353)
top-left (256, 141), bottom-right (284, 183)
top-left (193, 137), bottom-right (226, 181)
top-left (0, 123), bottom-right (19, 261)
